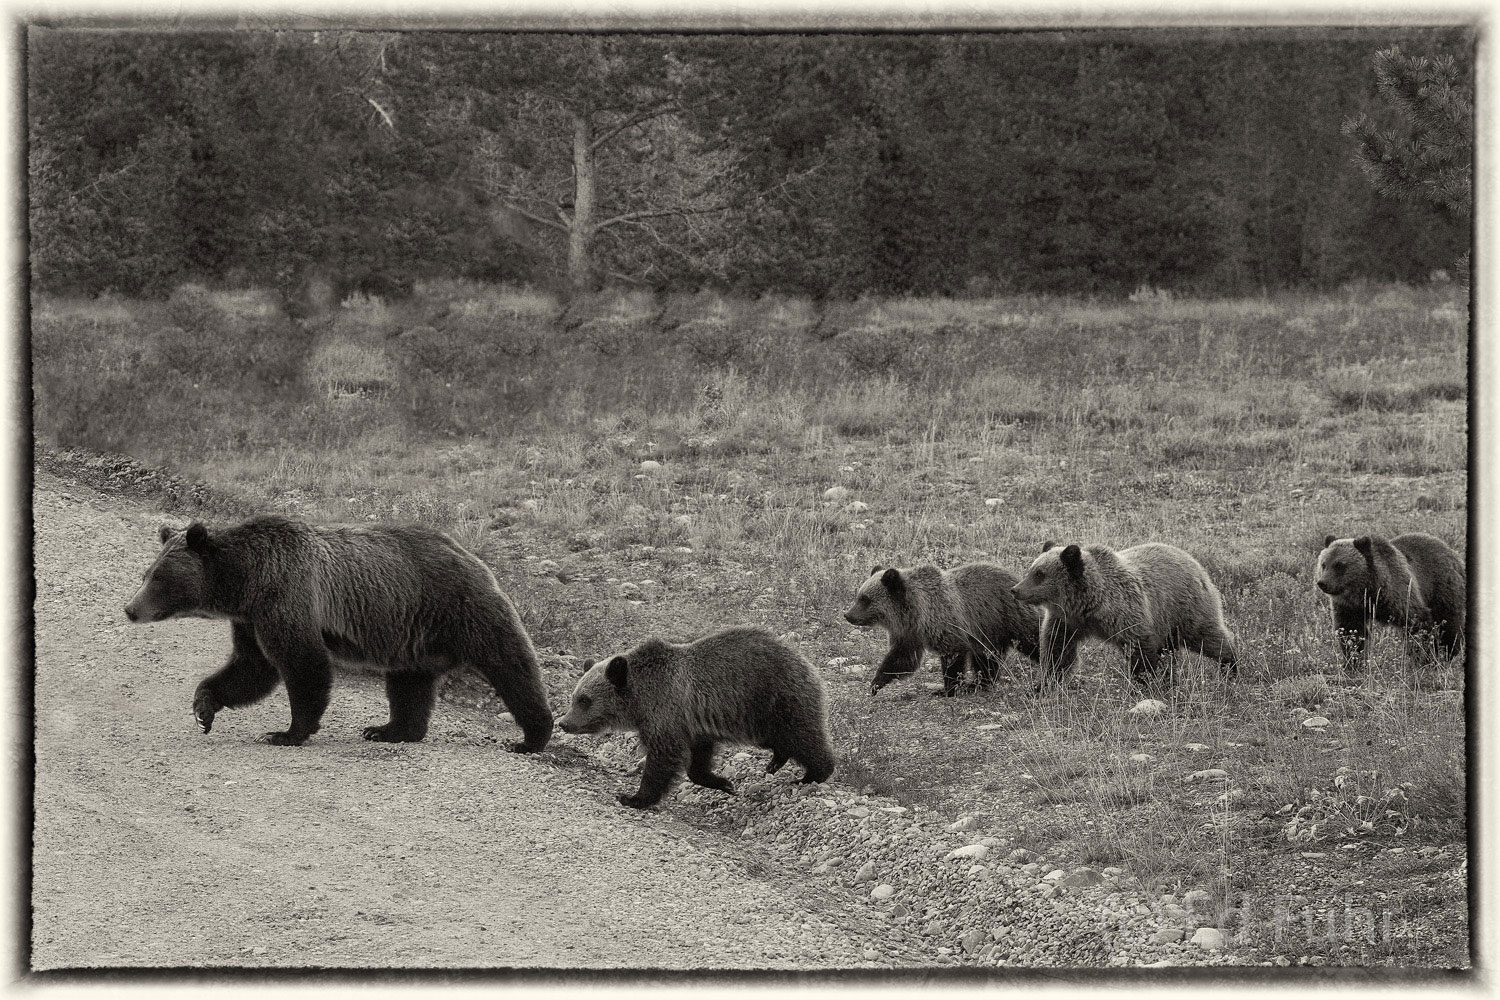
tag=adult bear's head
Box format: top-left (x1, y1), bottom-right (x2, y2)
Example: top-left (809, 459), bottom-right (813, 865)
top-left (124, 523), bottom-right (214, 623)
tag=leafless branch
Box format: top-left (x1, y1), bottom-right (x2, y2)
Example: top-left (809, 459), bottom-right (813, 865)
top-left (588, 103), bottom-right (680, 153)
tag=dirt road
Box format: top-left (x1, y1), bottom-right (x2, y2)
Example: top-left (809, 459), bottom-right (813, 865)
top-left (29, 470), bottom-right (909, 970)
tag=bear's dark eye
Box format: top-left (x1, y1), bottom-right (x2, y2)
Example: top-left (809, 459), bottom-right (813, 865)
top-left (577, 695), bottom-right (592, 711)
top-left (857, 595), bottom-right (869, 606)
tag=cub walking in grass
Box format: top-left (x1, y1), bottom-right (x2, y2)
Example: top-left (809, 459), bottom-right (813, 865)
top-left (556, 627), bottom-right (835, 809)
top-left (844, 563), bottom-right (1042, 697)
top-left (1011, 541), bottom-right (1237, 687)
top-left (1315, 532), bottom-right (1465, 669)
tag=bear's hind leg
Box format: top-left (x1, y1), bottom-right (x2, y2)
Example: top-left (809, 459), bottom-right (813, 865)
top-left (1187, 628), bottom-right (1238, 679)
top-left (364, 670), bottom-right (437, 742)
top-left (686, 739), bottom-right (735, 795)
top-left (194, 622), bottom-right (282, 734)
top-left (792, 733), bottom-right (836, 784)
top-left (466, 625), bottom-right (554, 753)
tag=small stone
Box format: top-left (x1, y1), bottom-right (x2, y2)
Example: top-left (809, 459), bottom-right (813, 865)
top-left (1102, 866), bottom-right (1124, 876)
top-left (1128, 698), bottom-right (1168, 715)
top-left (948, 815), bottom-right (980, 832)
top-left (989, 926), bottom-right (1011, 941)
top-left (640, 460), bottom-right (662, 471)
top-left (1184, 768), bottom-right (1230, 783)
top-left (984, 497), bottom-right (1004, 507)
top-left (1190, 927), bottom-right (1225, 950)
top-left (520, 499), bottom-right (540, 511)
top-left (960, 929), bottom-right (985, 953)
top-left (1154, 927), bottom-right (1184, 944)
top-left (854, 861), bottom-right (877, 883)
top-left (1161, 904), bottom-right (1187, 920)
top-left (1129, 753), bottom-right (1154, 763)
top-left (1042, 869), bottom-right (1066, 882)
top-left (844, 501), bottom-right (869, 513)
top-left (1020, 862), bottom-right (1041, 875)
top-left (861, 948), bottom-right (879, 961)
top-left (823, 486), bottom-right (850, 501)
top-left (847, 806), bottom-right (870, 818)
top-left (1303, 716), bottom-right (1330, 729)
top-left (1184, 742), bottom-right (1210, 752)
top-left (1061, 867), bottom-right (1106, 887)
top-left (871, 884), bottom-right (895, 900)
top-left (976, 723), bottom-right (1005, 732)
top-left (535, 559), bottom-right (560, 575)
top-left (946, 844), bottom-right (989, 861)
top-left (967, 865), bottom-right (987, 877)
top-left (672, 514), bottom-right (693, 526)
top-left (1183, 889), bottom-right (1212, 909)
top-left (889, 903), bottom-right (909, 918)
top-left (618, 582), bottom-right (642, 599)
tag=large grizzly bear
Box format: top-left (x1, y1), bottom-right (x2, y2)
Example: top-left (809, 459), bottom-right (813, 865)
top-left (844, 563), bottom-right (1042, 696)
top-left (557, 627), bottom-right (835, 808)
top-left (1315, 532), bottom-right (1465, 669)
top-left (1011, 541), bottom-right (1237, 686)
top-left (124, 516), bottom-right (553, 751)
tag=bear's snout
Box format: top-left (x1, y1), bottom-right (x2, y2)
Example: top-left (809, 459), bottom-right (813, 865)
top-left (1316, 580), bottom-right (1336, 595)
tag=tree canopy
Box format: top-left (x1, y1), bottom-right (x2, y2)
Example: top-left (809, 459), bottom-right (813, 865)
top-left (28, 27), bottom-right (1473, 299)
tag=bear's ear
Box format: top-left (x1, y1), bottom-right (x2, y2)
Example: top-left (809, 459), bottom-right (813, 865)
top-left (880, 567), bottom-right (905, 597)
top-left (580, 658), bottom-right (595, 675)
top-left (158, 523), bottom-right (178, 544)
top-left (1042, 540), bottom-right (1057, 552)
top-left (184, 523), bottom-right (211, 553)
top-left (869, 564), bottom-right (883, 577)
top-left (1323, 534), bottom-right (1337, 549)
top-left (604, 655), bottom-right (628, 693)
top-left (1060, 544), bottom-right (1085, 577)
top-left (1353, 536), bottom-right (1374, 560)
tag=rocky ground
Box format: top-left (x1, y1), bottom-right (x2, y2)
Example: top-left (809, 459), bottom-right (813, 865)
top-left (30, 449), bottom-right (1466, 971)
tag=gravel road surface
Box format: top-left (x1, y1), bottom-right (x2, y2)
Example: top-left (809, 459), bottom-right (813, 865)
top-left (30, 470), bottom-right (918, 970)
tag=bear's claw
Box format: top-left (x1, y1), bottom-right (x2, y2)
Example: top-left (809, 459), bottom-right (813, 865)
top-left (192, 689), bottom-right (220, 734)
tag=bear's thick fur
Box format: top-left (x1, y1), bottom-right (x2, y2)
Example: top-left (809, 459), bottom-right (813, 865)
top-left (556, 627), bottom-right (835, 808)
top-left (124, 516), bottom-right (553, 751)
top-left (844, 563), bottom-right (1042, 696)
top-left (1315, 532), bottom-right (1465, 669)
top-left (1011, 541), bottom-right (1237, 686)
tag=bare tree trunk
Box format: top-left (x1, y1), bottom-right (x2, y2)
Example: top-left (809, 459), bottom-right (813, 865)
top-left (568, 111), bottom-right (595, 293)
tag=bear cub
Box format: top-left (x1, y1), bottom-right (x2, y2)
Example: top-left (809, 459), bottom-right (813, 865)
top-left (845, 563), bottom-right (1042, 696)
top-left (557, 626), bottom-right (835, 809)
top-left (124, 516), bottom-right (553, 751)
top-left (1315, 532), bottom-right (1465, 669)
top-left (1012, 541), bottom-right (1237, 686)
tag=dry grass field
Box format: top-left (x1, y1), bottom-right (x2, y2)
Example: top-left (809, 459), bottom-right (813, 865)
top-left (32, 279), bottom-right (1469, 964)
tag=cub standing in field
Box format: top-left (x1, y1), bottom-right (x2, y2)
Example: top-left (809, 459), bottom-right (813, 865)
top-left (556, 627), bottom-right (835, 809)
top-left (1011, 541), bottom-right (1238, 687)
top-left (844, 563), bottom-right (1042, 696)
top-left (124, 517), bottom-right (554, 751)
top-left (1315, 532), bottom-right (1466, 669)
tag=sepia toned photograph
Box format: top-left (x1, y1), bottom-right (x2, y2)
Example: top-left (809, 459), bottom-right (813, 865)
top-left (25, 15), bottom-right (1472, 976)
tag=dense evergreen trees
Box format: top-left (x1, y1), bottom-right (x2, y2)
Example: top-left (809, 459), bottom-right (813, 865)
top-left (28, 27), bottom-right (1472, 299)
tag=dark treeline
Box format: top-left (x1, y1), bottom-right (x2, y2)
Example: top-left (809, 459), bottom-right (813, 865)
top-left (28, 27), bottom-right (1472, 300)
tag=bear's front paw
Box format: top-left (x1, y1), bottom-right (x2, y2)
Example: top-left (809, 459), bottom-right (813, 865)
top-left (505, 739), bottom-right (545, 754)
top-left (264, 730), bottom-right (308, 746)
top-left (363, 724), bottom-right (424, 743)
top-left (617, 792), bottom-right (659, 809)
top-left (192, 687), bottom-right (222, 734)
